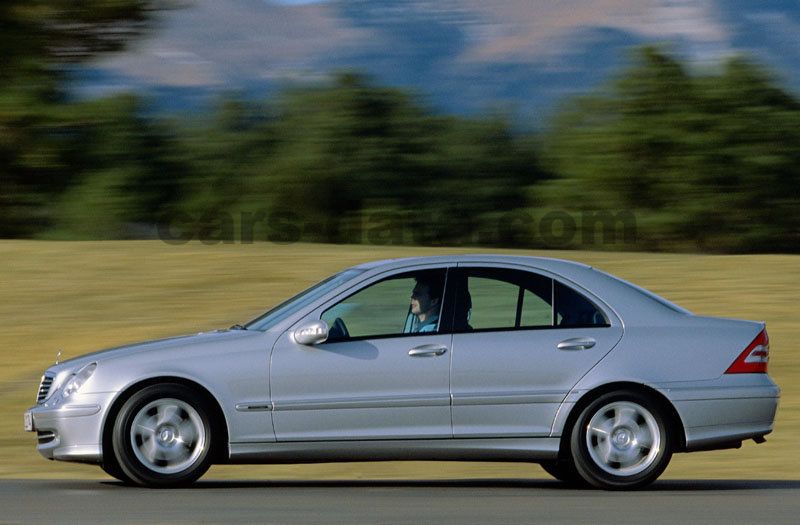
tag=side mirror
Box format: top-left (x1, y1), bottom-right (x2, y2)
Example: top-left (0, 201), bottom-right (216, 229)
top-left (293, 320), bottom-right (329, 345)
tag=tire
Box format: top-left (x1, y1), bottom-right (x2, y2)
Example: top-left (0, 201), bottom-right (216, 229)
top-left (539, 458), bottom-right (586, 486)
top-left (101, 456), bottom-right (133, 484)
top-left (112, 384), bottom-right (214, 487)
top-left (570, 390), bottom-right (673, 490)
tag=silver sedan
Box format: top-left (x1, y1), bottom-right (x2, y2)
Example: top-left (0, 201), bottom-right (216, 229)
top-left (25, 255), bottom-right (779, 489)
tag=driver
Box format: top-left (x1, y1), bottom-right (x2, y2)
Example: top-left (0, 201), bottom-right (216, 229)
top-left (410, 275), bottom-right (443, 333)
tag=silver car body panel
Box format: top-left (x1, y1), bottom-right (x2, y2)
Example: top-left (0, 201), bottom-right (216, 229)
top-left (228, 438), bottom-right (560, 463)
top-left (28, 391), bottom-right (114, 463)
top-left (26, 255), bottom-right (779, 466)
top-left (270, 332), bottom-right (454, 440)
top-left (560, 311), bottom-right (778, 450)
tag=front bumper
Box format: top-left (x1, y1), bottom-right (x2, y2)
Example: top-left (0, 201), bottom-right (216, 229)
top-left (25, 392), bottom-right (116, 464)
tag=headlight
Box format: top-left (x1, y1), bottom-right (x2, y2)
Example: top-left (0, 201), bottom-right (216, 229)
top-left (60, 363), bottom-right (97, 399)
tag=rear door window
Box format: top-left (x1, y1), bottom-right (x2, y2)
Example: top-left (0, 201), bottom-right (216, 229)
top-left (453, 267), bottom-right (552, 331)
top-left (452, 267), bottom-right (609, 331)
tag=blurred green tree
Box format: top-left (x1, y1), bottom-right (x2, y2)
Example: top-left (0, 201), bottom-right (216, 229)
top-left (2, 29), bottom-right (798, 253)
top-left (46, 95), bottom-right (191, 238)
top-left (539, 46), bottom-right (800, 252)
top-left (0, 0), bottom-right (165, 237)
top-left (181, 73), bottom-right (544, 245)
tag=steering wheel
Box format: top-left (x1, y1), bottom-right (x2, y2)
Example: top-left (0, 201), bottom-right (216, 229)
top-left (329, 317), bottom-right (350, 341)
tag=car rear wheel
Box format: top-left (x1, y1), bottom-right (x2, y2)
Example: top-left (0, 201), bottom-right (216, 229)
top-left (539, 458), bottom-right (586, 486)
top-left (112, 384), bottom-right (213, 487)
top-left (570, 390), bottom-right (672, 490)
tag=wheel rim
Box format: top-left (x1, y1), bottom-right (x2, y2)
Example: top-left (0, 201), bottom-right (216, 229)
top-left (130, 398), bottom-right (207, 475)
top-left (585, 401), bottom-right (661, 477)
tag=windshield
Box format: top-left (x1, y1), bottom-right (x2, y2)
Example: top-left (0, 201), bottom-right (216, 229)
top-left (245, 269), bottom-right (366, 331)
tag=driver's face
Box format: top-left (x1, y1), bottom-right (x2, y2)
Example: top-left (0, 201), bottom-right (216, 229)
top-left (410, 284), bottom-right (435, 316)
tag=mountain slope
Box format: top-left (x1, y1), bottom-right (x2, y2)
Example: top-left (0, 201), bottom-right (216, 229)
top-left (78, 0), bottom-right (800, 117)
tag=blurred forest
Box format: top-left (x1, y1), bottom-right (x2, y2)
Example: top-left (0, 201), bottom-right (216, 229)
top-left (2, 1), bottom-right (799, 252)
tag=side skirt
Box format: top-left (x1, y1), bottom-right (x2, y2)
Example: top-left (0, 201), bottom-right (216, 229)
top-left (227, 437), bottom-right (560, 464)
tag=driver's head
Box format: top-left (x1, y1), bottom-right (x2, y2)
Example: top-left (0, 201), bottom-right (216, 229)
top-left (410, 274), bottom-right (443, 317)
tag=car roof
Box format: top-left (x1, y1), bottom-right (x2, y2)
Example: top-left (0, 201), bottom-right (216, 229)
top-left (350, 254), bottom-right (592, 273)
top-left (348, 254), bottom-right (690, 323)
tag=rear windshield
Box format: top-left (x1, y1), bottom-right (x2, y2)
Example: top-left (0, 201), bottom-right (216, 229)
top-left (594, 269), bottom-right (692, 315)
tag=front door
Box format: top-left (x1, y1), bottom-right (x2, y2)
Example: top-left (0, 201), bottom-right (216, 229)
top-left (270, 267), bottom-right (453, 441)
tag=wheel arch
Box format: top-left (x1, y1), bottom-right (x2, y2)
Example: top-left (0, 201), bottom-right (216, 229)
top-left (555, 381), bottom-right (687, 457)
top-left (101, 376), bottom-right (230, 465)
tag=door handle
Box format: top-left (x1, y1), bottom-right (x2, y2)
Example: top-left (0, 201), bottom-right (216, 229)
top-left (557, 337), bottom-right (596, 351)
top-left (408, 344), bottom-right (448, 357)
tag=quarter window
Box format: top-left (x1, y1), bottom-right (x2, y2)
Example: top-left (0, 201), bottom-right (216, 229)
top-left (554, 281), bottom-right (607, 327)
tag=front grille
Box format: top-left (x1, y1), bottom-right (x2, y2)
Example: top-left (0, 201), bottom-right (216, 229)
top-left (37, 374), bottom-right (54, 404)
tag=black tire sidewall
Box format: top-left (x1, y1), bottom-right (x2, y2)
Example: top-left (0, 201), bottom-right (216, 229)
top-left (540, 458), bottom-right (587, 486)
top-left (112, 384), bottom-right (213, 487)
top-left (101, 456), bottom-right (133, 484)
top-left (570, 390), bottom-right (672, 490)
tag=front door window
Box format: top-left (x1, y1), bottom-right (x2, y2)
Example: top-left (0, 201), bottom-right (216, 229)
top-left (321, 269), bottom-right (447, 341)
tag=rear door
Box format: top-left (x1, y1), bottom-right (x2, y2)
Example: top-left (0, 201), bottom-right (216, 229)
top-left (449, 264), bottom-right (623, 437)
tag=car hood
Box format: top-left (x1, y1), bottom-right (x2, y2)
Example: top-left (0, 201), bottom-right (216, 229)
top-left (47, 329), bottom-right (262, 375)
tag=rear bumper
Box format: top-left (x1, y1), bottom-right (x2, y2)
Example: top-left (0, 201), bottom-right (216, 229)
top-left (25, 392), bottom-right (115, 464)
top-left (675, 397), bottom-right (777, 450)
top-left (657, 375), bottom-right (780, 451)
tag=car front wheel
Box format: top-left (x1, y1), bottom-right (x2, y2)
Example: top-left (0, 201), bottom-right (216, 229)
top-left (570, 391), bottom-right (672, 490)
top-left (112, 384), bottom-right (213, 487)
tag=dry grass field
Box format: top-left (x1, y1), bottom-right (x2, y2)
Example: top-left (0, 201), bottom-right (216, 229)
top-left (0, 241), bottom-right (797, 481)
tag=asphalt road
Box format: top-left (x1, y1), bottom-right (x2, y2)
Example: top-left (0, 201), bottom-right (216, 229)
top-left (1, 479), bottom-right (799, 525)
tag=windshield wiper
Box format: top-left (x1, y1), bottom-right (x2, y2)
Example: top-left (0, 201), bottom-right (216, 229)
top-left (229, 324), bottom-right (248, 330)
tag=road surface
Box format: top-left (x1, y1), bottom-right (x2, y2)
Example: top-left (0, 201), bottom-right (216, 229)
top-left (1, 479), bottom-right (799, 524)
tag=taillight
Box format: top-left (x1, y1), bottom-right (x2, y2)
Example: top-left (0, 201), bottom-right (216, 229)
top-left (725, 329), bottom-right (769, 374)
